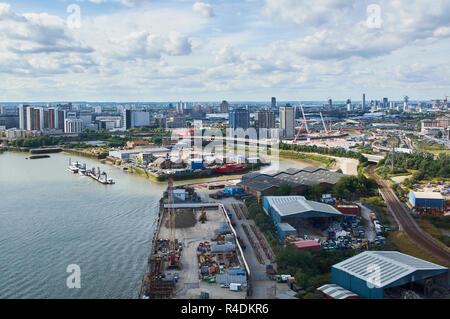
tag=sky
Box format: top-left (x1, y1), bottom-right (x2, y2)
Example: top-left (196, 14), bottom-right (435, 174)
top-left (0, 0), bottom-right (449, 102)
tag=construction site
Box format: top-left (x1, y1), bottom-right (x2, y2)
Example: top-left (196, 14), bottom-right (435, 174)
top-left (139, 178), bottom-right (249, 299)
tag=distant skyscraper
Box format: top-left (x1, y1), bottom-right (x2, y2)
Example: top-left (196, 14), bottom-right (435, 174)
top-left (271, 97), bottom-right (277, 109)
top-left (328, 98), bottom-right (333, 109)
top-left (383, 97), bottom-right (389, 109)
top-left (403, 96), bottom-right (409, 111)
top-left (220, 100), bottom-right (230, 113)
top-left (255, 110), bottom-right (276, 129)
top-left (279, 105), bottom-right (295, 139)
top-left (347, 99), bottom-right (352, 112)
top-left (18, 104), bottom-right (28, 129)
top-left (229, 109), bottom-right (250, 131)
top-left (362, 94), bottom-right (366, 109)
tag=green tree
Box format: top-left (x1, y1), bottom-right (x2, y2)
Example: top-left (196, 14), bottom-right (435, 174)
top-left (275, 184), bottom-right (292, 196)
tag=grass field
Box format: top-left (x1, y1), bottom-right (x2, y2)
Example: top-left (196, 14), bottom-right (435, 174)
top-left (279, 150), bottom-right (336, 168)
top-left (387, 231), bottom-right (449, 267)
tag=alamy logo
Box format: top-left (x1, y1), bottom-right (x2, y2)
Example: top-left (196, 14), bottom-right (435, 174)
top-left (67, 4), bottom-right (81, 29)
top-left (66, 264), bottom-right (81, 289)
top-left (366, 4), bottom-right (382, 29)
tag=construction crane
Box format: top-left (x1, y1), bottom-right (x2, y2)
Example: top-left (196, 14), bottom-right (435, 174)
top-left (293, 122), bottom-right (306, 143)
top-left (300, 105), bottom-right (310, 133)
top-left (320, 112), bottom-right (329, 134)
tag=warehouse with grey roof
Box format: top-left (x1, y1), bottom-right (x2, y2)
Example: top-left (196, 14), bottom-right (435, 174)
top-left (332, 251), bottom-right (449, 299)
top-left (238, 167), bottom-right (345, 199)
top-left (262, 196), bottom-right (343, 241)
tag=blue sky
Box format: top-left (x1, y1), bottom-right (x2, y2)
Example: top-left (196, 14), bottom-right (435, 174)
top-left (0, 0), bottom-right (449, 102)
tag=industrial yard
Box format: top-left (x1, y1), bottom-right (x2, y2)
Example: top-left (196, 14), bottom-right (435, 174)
top-left (140, 179), bottom-right (249, 299)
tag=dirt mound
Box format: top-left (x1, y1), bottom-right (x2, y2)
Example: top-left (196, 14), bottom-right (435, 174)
top-left (165, 209), bottom-right (197, 229)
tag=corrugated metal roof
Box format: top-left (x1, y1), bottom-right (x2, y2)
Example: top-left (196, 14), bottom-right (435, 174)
top-left (266, 196), bottom-right (343, 217)
top-left (216, 274), bottom-right (247, 285)
top-left (333, 251), bottom-right (448, 288)
top-left (317, 284), bottom-right (358, 299)
top-left (238, 167), bottom-right (345, 192)
top-left (410, 191), bottom-right (444, 200)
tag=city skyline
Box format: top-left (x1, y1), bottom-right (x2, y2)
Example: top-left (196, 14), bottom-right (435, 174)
top-left (0, 1), bottom-right (449, 102)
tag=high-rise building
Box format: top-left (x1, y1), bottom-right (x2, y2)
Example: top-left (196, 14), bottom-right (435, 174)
top-left (122, 110), bottom-right (150, 130)
top-left (271, 97), bottom-right (277, 109)
top-left (362, 94), bottom-right (366, 109)
top-left (403, 96), bottom-right (409, 111)
top-left (18, 104), bottom-right (28, 130)
top-left (220, 100), bottom-right (230, 113)
top-left (279, 105), bottom-right (295, 139)
top-left (383, 97), bottom-right (389, 109)
top-left (255, 110), bottom-right (276, 129)
top-left (328, 98), bottom-right (333, 109)
top-left (229, 109), bottom-right (250, 130)
top-left (64, 119), bottom-right (83, 133)
top-left (346, 99), bottom-right (352, 112)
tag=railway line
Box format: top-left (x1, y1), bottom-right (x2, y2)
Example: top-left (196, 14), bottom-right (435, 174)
top-left (368, 166), bottom-right (450, 266)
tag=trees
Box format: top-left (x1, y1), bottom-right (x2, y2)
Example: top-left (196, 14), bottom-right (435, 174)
top-left (275, 183), bottom-right (292, 196)
top-left (279, 141), bottom-right (368, 164)
top-left (332, 174), bottom-right (377, 200)
top-left (308, 184), bottom-right (322, 201)
top-left (378, 150), bottom-right (450, 181)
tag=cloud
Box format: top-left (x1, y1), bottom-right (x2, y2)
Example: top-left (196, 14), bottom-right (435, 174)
top-left (76, 0), bottom-right (147, 7)
top-left (264, 0), bottom-right (354, 27)
top-left (193, 2), bottom-right (215, 18)
top-left (264, 0), bottom-right (450, 60)
top-left (0, 3), bottom-right (93, 54)
top-left (107, 31), bottom-right (192, 61)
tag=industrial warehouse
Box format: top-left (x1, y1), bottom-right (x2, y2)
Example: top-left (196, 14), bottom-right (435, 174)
top-left (238, 167), bottom-right (345, 199)
top-left (262, 196), bottom-right (344, 241)
top-left (331, 251), bottom-right (449, 299)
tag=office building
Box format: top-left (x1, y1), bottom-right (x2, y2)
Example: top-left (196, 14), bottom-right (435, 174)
top-left (229, 109), bottom-right (250, 130)
top-left (383, 97), bottom-right (389, 109)
top-left (362, 94), bottom-right (366, 109)
top-left (220, 101), bottom-right (230, 113)
top-left (255, 110), bottom-right (276, 129)
top-left (271, 97), bottom-right (277, 109)
top-left (64, 119), bottom-right (83, 133)
top-left (346, 99), bottom-right (352, 112)
top-left (122, 110), bottom-right (150, 130)
top-left (279, 105), bottom-right (295, 139)
top-left (403, 96), bottom-right (409, 111)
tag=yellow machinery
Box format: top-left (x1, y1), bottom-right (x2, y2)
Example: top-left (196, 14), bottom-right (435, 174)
top-left (199, 207), bottom-right (207, 223)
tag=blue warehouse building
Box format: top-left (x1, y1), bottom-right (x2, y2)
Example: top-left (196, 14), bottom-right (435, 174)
top-left (409, 191), bottom-right (445, 211)
top-left (332, 251), bottom-right (449, 299)
top-left (262, 196), bottom-right (343, 241)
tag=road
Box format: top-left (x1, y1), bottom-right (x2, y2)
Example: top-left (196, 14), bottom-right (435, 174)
top-left (368, 166), bottom-right (450, 266)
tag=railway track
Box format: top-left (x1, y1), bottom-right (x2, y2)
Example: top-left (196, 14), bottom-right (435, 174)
top-left (368, 166), bottom-right (450, 266)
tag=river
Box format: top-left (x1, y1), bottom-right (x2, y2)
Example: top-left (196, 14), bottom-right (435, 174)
top-left (0, 151), bottom-right (313, 299)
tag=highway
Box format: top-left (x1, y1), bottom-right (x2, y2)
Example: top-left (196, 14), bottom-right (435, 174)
top-left (368, 166), bottom-right (450, 266)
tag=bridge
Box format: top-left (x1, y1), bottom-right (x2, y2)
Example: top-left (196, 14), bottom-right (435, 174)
top-left (363, 154), bottom-right (384, 163)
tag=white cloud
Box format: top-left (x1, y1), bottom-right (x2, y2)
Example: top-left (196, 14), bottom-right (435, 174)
top-left (76, 0), bottom-right (147, 7)
top-left (264, 0), bottom-right (450, 60)
top-left (193, 2), bottom-right (215, 18)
